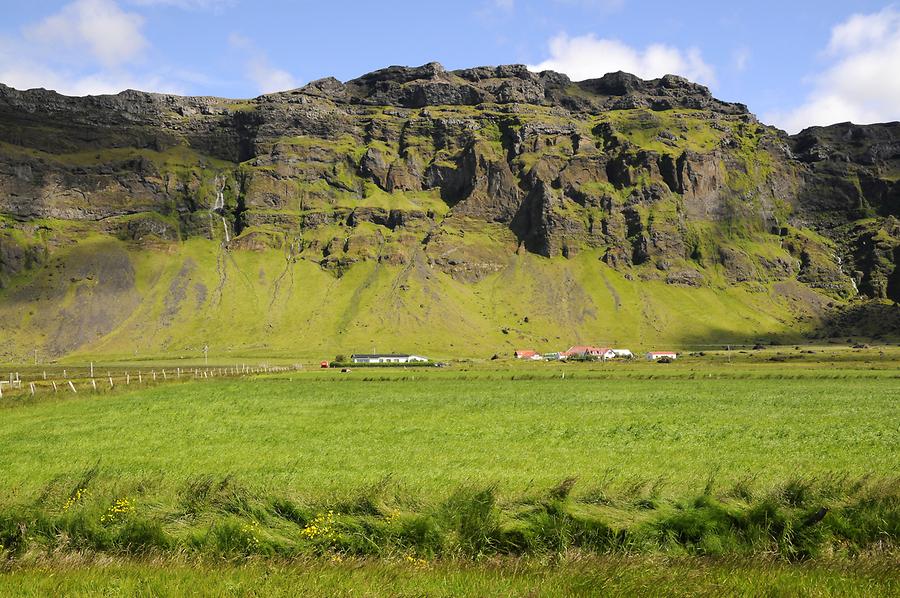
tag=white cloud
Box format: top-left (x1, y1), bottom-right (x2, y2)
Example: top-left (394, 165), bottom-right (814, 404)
top-left (0, 62), bottom-right (184, 96)
top-left (129, 0), bottom-right (235, 10)
top-left (0, 0), bottom-right (197, 96)
top-left (25, 0), bottom-right (148, 68)
top-left (554, 0), bottom-right (625, 10)
top-left (827, 9), bottom-right (895, 54)
top-left (766, 7), bottom-right (900, 133)
top-left (732, 46), bottom-right (750, 72)
top-left (228, 33), bottom-right (297, 94)
top-left (528, 33), bottom-right (716, 86)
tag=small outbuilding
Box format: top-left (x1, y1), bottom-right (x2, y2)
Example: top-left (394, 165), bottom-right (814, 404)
top-left (646, 351), bottom-right (678, 361)
top-left (611, 349), bottom-right (634, 359)
top-left (514, 349), bottom-right (539, 360)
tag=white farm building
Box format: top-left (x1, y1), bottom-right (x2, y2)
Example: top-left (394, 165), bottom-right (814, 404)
top-left (350, 354), bottom-right (429, 364)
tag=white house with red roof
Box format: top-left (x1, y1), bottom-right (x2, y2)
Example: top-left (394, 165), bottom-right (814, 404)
top-left (514, 349), bottom-right (542, 360)
top-left (562, 346), bottom-right (616, 360)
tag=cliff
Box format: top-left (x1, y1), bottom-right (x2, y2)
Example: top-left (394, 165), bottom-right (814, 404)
top-left (0, 63), bottom-right (897, 359)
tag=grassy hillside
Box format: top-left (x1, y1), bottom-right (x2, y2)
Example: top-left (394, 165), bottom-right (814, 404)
top-left (0, 232), bottom-right (832, 362)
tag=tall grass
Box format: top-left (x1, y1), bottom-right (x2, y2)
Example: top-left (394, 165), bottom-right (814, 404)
top-left (0, 473), bottom-right (896, 562)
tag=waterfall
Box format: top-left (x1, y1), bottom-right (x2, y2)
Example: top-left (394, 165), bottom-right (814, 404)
top-left (834, 253), bottom-right (858, 295)
top-left (213, 175), bottom-right (225, 211)
top-left (208, 175), bottom-right (228, 244)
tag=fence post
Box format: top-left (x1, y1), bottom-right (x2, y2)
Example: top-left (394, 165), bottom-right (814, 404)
top-left (52, 381), bottom-right (58, 393)
top-left (91, 379), bottom-right (97, 391)
top-left (30, 382), bottom-right (35, 396)
top-left (68, 381), bottom-right (77, 393)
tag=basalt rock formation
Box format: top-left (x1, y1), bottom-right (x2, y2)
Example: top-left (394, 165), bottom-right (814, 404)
top-left (0, 63), bottom-right (898, 358)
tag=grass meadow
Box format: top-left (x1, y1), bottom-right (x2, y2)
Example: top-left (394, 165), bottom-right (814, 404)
top-left (0, 353), bottom-right (897, 595)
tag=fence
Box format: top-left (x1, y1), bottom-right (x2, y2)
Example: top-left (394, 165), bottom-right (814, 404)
top-left (0, 364), bottom-right (302, 399)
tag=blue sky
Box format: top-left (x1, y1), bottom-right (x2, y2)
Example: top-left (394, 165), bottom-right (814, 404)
top-left (1, 0), bottom-right (899, 132)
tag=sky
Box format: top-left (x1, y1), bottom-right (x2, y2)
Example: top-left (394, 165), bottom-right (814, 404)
top-left (1, 0), bottom-right (899, 133)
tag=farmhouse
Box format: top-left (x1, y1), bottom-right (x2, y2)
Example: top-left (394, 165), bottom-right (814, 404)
top-left (563, 346), bottom-right (616, 360)
top-left (514, 349), bottom-right (540, 360)
top-left (646, 351), bottom-right (678, 361)
top-left (350, 354), bottom-right (429, 364)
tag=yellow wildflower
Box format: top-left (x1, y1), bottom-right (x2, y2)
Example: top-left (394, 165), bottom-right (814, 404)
top-left (63, 488), bottom-right (89, 512)
top-left (404, 554), bottom-right (429, 569)
top-left (100, 497), bottom-right (135, 524)
top-left (301, 510), bottom-right (338, 541)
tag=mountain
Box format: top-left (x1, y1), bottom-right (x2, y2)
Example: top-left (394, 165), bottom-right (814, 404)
top-left (0, 63), bottom-right (898, 361)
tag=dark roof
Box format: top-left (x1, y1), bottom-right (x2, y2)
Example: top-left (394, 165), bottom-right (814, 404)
top-left (351, 354), bottom-right (415, 358)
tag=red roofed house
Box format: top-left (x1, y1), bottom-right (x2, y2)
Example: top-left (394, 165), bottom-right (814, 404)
top-left (514, 349), bottom-right (542, 360)
top-left (646, 351), bottom-right (678, 361)
top-left (563, 346), bottom-right (616, 360)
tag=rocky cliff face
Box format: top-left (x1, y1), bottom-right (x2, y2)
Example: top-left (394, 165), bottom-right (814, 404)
top-left (0, 62), bottom-right (898, 355)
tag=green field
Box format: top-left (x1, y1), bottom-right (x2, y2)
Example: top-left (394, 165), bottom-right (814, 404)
top-left (3, 371), bottom-right (898, 497)
top-left (0, 354), bottom-right (898, 595)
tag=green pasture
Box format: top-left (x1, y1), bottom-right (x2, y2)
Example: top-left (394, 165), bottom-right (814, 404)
top-left (2, 374), bottom-right (898, 498)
